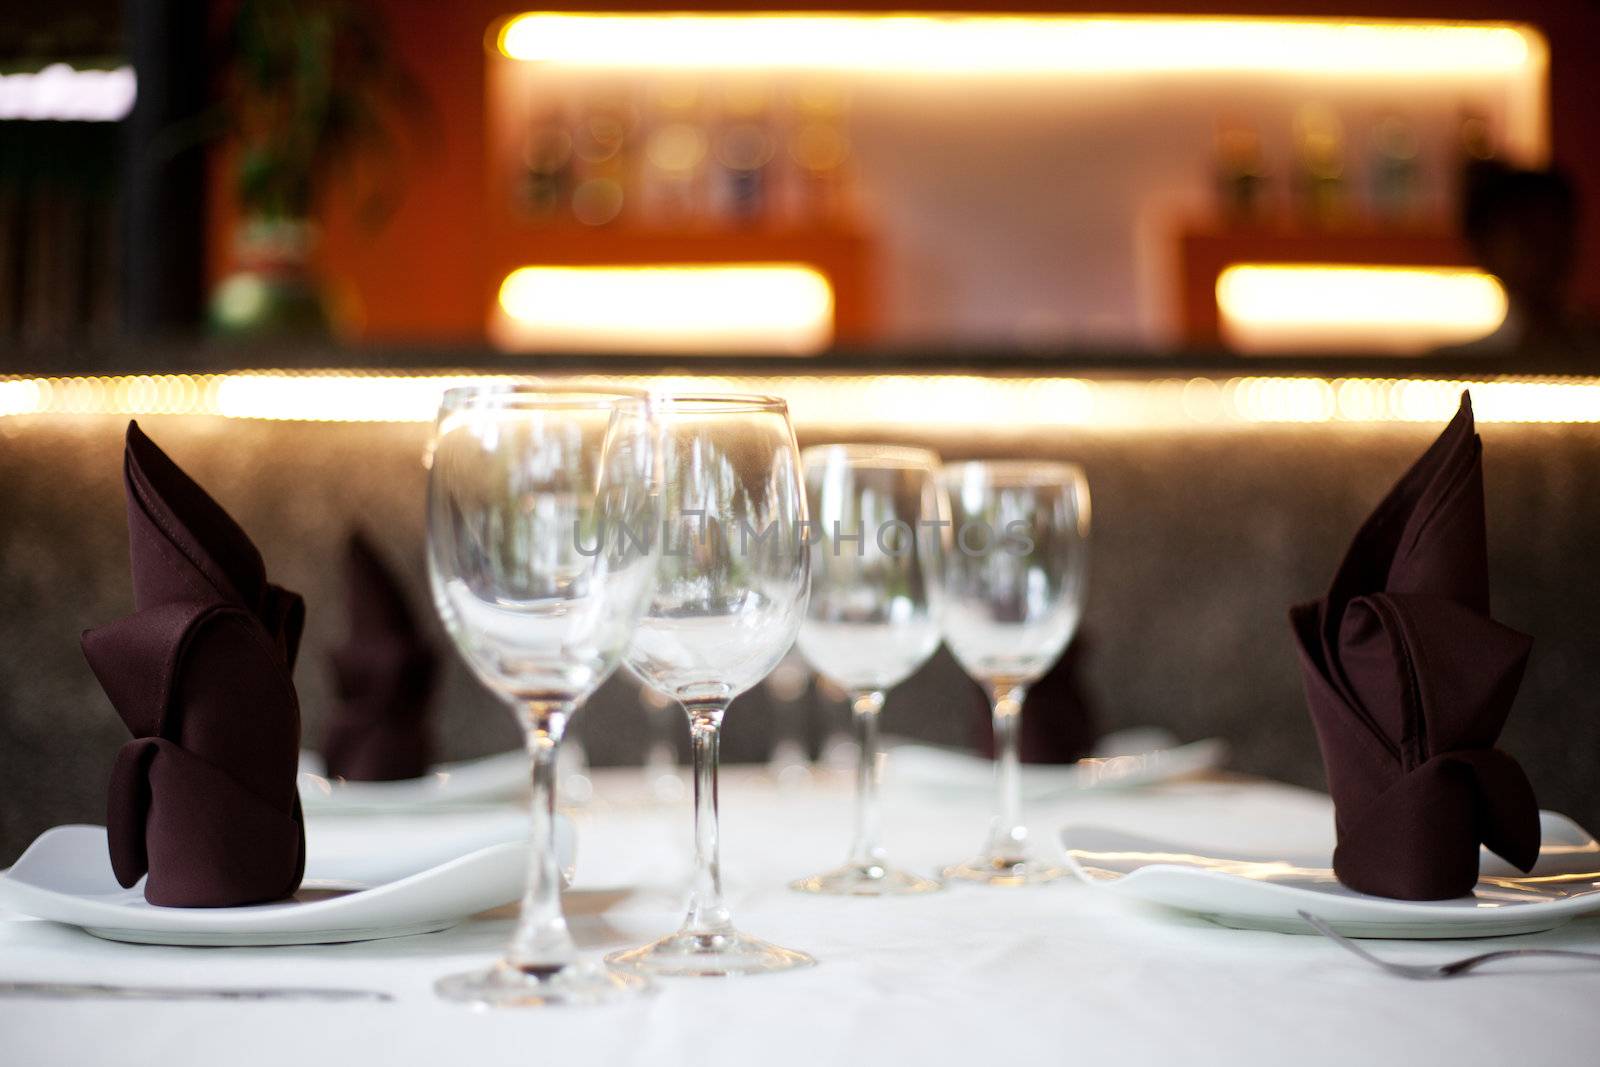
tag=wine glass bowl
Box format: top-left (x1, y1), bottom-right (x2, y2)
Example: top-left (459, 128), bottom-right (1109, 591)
top-left (426, 385), bottom-right (658, 1006)
top-left (606, 394), bottom-right (816, 977)
top-left (938, 460), bottom-right (1090, 887)
top-left (790, 444), bottom-right (948, 896)
top-left (620, 397), bottom-right (809, 706)
top-left (428, 387), bottom-right (656, 704)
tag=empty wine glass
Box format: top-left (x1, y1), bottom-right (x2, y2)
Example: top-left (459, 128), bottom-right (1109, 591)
top-left (606, 394), bottom-right (815, 977)
top-left (426, 385), bottom-right (658, 1006)
top-left (791, 444), bottom-right (947, 895)
top-left (939, 461), bottom-right (1090, 886)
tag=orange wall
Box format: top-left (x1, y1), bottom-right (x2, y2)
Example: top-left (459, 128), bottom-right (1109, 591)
top-left (207, 1), bottom-right (504, 343)
top-left (208, 1), bottom-right (1600, 345)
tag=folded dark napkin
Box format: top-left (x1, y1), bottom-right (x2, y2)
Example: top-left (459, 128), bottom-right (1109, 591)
top-left (321, 532), bottom-right (438, 781)
top-left (81, 421), bottom-right (305, 907)
top-left (975, 635), bottom-right (1098, 763)
top-left (1290, 392), bottom-right (1538, 900)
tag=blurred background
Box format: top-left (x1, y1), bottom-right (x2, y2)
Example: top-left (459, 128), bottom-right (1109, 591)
top-left (1, 1), bottom-right (1597, 362)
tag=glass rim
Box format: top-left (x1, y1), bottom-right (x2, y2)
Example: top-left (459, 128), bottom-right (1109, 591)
top-left (802, 443), bottom-right (942, 470)
top-left (939, 459), bottom-right (1088, 486)
top-left (651, 392), bottom-right (789, 415)
top-left (439, 381), bottom-right (650, 411)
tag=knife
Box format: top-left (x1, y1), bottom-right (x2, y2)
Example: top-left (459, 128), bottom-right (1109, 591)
top-left (0, 980), bottom-right (392, 1002)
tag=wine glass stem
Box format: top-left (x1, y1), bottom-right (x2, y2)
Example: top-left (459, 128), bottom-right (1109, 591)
top-left (846, 689), bottom-right (888, 870)
top-left (683, 701), bottom-right (733, 937)
top-left (508, 700), bottom-right (577, 971)
top-left (987, 682), bottom-right (1030, 864)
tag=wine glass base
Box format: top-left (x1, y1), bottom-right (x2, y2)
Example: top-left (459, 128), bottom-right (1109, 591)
top-left (943, 856), bottom-right (1067, 887)
top-left (435, 960), bottom-right (652, 1007)
top-left (789, 862), bottom-right (943, 896)
top-left (606, 929), bottom-right (816, 977)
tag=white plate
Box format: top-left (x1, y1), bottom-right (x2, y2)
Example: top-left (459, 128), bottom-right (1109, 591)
top-left (887, 736), bottom-right (1228, 801)
top-left (0, 815), bottom-right (573, 947)
top-left (1061, 810), bottom-right (1600, 939)
top-left (298, 749), bottom-right (528, 813)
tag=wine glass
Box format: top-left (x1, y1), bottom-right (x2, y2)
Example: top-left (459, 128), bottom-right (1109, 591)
top-left (939, 460), bottom-right (1090, 886)
top-left (426, 385), bottom-right (658, 1006)
top-left (606, 394), bottom-right (815, 977)
top-left (790, 444), bottom-right (947, 895)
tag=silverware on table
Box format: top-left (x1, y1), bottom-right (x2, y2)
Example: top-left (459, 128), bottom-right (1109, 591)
top-left (1298, 910), bottom-right (1600, 979)
top-left (0, 980), bottom-right (392, 1002)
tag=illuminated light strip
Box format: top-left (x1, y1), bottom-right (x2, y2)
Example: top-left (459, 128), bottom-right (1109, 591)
top-left (214, 374), bottom-right (519, 422)
top-left (0, 374), bottom-right (220, 418)
top-left (496, 14), bottom-right (1542, 77)
top-left (0, 64), bottom-right (136, 122)
top-left (1217, 264), bottom-right (1510, 355)
top-left (494, 264), bottom-right (834, 354)
top-left (3, 372), bottom-right (1598, 426)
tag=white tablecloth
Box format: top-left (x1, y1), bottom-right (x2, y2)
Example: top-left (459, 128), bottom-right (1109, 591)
top-left (6, 769), bottom-right (1599, 1066)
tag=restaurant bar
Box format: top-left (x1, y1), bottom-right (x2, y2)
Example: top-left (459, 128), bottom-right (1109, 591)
top-left (3, 1), bottom-right (1598, 1063)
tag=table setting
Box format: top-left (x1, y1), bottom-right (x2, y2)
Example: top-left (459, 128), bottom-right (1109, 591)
top-left (5, 384), bottom-right (1600, 1065)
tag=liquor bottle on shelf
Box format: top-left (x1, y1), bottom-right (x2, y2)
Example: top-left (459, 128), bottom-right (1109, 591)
top-left (1213, 120), bottom-right (1268, 227)
top-left (640, 81), bottom-right (709, 225)
top-left (1454, 108), bottom-right (1501, 225)
top-left (1368, 114), bottom-right (1421, 227)
top-left (520, 108), bottom-right (573, 220)
top-left (570, 92), bottom-right (635, 226)
top-left (712, 82), bottom-right (776, 224)
top-left (786, 83), bottom-right (853, 227)
top-left (1293, 104), bottom-right (1349, 228)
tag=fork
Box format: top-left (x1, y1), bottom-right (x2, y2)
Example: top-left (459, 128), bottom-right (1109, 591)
top-left (1298, 911), bottom-right (1600, 979)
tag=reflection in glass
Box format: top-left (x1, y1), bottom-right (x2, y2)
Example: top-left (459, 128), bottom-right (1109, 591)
top-left (607, 394), bottom-right (816, 977)
top-left (427, 386), bottom-right (658, 1005)
top-left (939, 460), bottom-right (1090, 886)
top-left (791, 444), bottom-right (948, 895)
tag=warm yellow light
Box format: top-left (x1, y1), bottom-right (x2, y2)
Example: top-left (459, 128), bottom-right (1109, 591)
top-left (215, 375), bottom-right (504, 422)
top-left (1227, 376), bottom-right (1337, 422)
top-left (493, 264), bottom-right (834, 354)
top-left (1216, 265), bottom-right (1509, 355)
top-left (496, 14), bottom-right (1540, 77)
top-left (2, 372), bottom-right (1597, 426)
